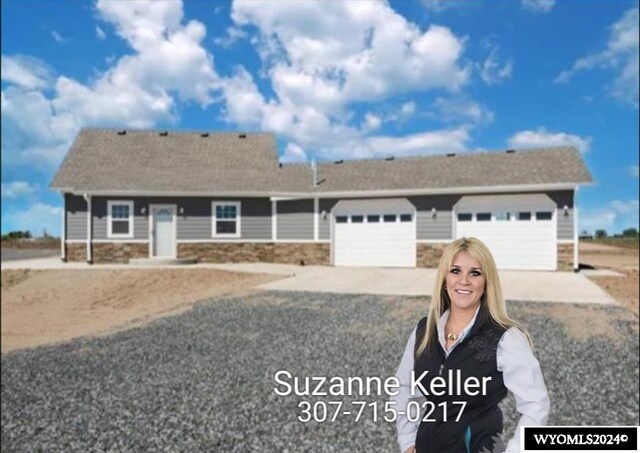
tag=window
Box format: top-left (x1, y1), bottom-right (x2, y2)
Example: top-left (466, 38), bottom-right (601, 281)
top-left (212, 202), bottom-right (240, 237)
top-left (495, 212), bottom-right (511, 221)
top-left (107, 200), bottom-right (134, 238)
top-left (476, 213), bottom-right (491, 221)
top-left (536, 211), bottom-right (553, 220)
top-left (336, 215), bottom-right (348, 223)
top-left (400, 214), bottom-right (412, 222)
top-left (518, 212), bottom-right (532, 221)
top-left (351, 215), bottom-right (364, 223)
top-left (457, 213), bottom-right (472, 222)
top-left (383, 214), bottom-right (396, 222)
top-left (367, 215), bottom-right (380, 223)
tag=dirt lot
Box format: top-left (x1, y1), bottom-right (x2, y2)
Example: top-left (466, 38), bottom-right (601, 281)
top-left (580, 241), bottom-right (639, 315)
top-left (1, 269), bottom-right (282, 353)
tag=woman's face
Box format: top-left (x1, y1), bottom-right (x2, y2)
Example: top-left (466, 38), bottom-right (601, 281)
top-left (445, 251), bottom-right (486, 312)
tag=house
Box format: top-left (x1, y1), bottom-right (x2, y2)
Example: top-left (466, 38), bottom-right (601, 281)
top-left (50, 128), bottom-right (593, 271)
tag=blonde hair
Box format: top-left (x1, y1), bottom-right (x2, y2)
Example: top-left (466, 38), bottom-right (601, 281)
top-left (415, 237), bottom-right (532, 357)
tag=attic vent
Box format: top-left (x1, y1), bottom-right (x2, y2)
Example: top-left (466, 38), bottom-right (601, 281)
top-left (446, 153), bottom-right (456, 157)
top-left (506, 149), bottom-right (515, 154)
top-left (159, 131), bottom-right (168, 136)
top-left (238, 133), bottom-right (247, 138)
top-left (334, 159), bottom-right (344, 164)
top-left (201, 133), bottom-right (209, 137)
top-left (117, 130), bottom-right (126, 135)
top-left (385, 156), bottom-right (394, 161)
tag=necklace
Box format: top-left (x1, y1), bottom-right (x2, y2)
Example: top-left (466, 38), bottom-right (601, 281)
top-left (446, 332), bottom-right (459, 341)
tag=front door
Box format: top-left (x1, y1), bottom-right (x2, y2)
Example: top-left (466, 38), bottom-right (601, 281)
top-left (151, 205), bottom-right (176, 258)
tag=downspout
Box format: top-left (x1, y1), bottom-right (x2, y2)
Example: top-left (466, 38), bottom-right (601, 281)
top-left (61, 192), bottom-right (67, 262)
top-left (573, 186), bottom-right (579, 272)
top-left (83, 194), bottom-right (92, 264)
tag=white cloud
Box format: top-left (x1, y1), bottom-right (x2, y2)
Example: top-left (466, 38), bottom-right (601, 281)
top-left (51, 30), bottom-right (65, 43)
top-left (96, 26), bottom-right (107, 40)
top-left (214, 26), bottom-right (247, 48)
top-left (555, 7), bottom-right (638, 107)
top-left (508, 128), bottom-right (591, 154)
top-left (230, 0), bottom-right (470, 115)
top-left (630, 165), bottom-right (639, 178)
top-left (478, 46), bottom-right (513, 85)
top-left (281, 142), bottom-right (307, 163)
top-left (1, 181), bottom-right (37, 199)
top-left (362, 112), bottom-right (382, 131)
top-left (1, 55), bottom-right (54, 90)
top-left (435, 96), bottom-right (494, 124)
top-left (521, 0), bottom-right (555, 13)
top-left (401, 102), bottom-right (416, 117)
top-left (421, 0), bottom-right (455, 13)
top-left (581, 199), bottom-right (639, 234)
top-left (3, 203), bottom-right (63, 237)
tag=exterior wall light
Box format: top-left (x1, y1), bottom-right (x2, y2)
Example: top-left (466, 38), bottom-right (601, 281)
top-left (322, 210), bottom-right (327, 220)
top-left (563, 205), bottom-right (569, 218)
top-left (179, 207), bottom-right (185, 215)
top-left (431, 207), bottom-right (437, 220)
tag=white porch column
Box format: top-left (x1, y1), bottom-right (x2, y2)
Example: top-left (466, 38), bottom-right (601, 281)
top-left (573, 186), bottom-right (579, 271)
top-left (61, 193), bottom-right (66, 261)
top-left (83, 194), bottom-right (92, 264)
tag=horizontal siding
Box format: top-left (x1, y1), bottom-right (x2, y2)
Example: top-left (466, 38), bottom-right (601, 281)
top-left (66, 194), bottom-right (87, 240)
top-left (277, 199), bottom-right (314, 240)
top-left (546, 191), bottom-right (574, 241)
top-left (319, 199), bottom-right (338, 240)
top-left (90, 197), bottom-right (271, 240)
top-left (409, 195), bottom-right (461, 241)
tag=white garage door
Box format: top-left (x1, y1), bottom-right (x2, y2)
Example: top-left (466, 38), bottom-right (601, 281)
top-left (454, 194), bottom-right (557, 270)
top-left (333, 199), bottom-right (416, 267)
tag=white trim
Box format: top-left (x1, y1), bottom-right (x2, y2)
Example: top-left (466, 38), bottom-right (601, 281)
top-left (313, 198), bottom-right (319, 241)
top-left (272, 200), bottom-right (277, 241)
top-left (212, 201), bottom-right (241, 238)
top-left (68, 182), bottom-right (589, 199)
top-left (61, 193), bottom-right (66, 260)
top-left (66, 239), bottom-right (149, 244)
top-left (177, 239), bottom-right (331, 244)
top-left (149, 204), bottom-right (177, 258)
top-left (416, 239), bottom-right (452, 244)
top-left (557, 239), bottom-right (575, 244)
top-left (107, 200), bottom-right (134, 239)
top-left (84, 194), bottom-right (92, 263)
top-left (573, 186), bottom-right (579, 271)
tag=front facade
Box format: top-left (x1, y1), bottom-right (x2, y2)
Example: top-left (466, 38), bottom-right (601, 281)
top-left (53, 129), bottom-right (591, 271)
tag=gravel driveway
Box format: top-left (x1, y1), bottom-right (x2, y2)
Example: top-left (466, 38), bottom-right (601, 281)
top-left (2, 291), bottom-right (638, 452)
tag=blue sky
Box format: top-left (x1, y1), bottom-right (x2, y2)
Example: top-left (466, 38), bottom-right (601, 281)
top-left (1, 0), bottom-right (638, 237)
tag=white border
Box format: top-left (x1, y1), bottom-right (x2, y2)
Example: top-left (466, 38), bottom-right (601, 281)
top-left (107, 200), bottom-right (134, 239)
top-left (149, 204), bottom-right (177, 258)
top-left (212, 201), bottom-right (241, 238)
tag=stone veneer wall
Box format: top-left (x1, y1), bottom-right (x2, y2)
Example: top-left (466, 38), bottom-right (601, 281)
top-left (416, 243), bottom-right (447, 268)
top-left (178, 242), bottom-right (330, 265)
top-left (66, 243), bottom-right (86, 262)
top-left (92, 243), bottom-right (148, 263)
top-left (557, 243), bottom-right (575, 271)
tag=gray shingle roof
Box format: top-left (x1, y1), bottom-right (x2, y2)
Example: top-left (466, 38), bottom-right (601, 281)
top-left (51, 128), bottom-right (592, 194)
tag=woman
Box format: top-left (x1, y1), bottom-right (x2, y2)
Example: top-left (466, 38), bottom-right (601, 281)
top-left (391, 237), bottom-right (549, 453)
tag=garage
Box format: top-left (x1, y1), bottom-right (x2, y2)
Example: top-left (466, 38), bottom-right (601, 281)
top-left (332, 198), bottom-right (416, 267)
top-left (454, 194), bottom-right (557, 270)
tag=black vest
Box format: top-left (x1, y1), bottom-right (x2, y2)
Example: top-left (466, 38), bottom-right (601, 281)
top-left (413, 305), bottom-right (508, 453)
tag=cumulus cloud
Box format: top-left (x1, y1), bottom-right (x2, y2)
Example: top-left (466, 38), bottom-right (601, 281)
top-left (51, 30), bottom-right (65, 43)
top-left (435, 96), bottom-right (494, 124)
top-left (1, 181), bottom-right (37, 199)
top-left (3, 203), bottom-right (63, 237)
top-left (521, 0), bottom-right (555, 13)
top-left (281, 142), bottom-right (307, 163)
top-left (555, 7), bottom-right (638, 107)
top-left (508, 128), bottom-right (591, 154)
top-left (95, 26), bottom-right (107, 40)
top-left (581, 199), bottom-right (639, 234)
top-left (1, 55), bottom-right (54, 90)
top-left (214, 26), bottom-right (247, 48)
top-left (362, 112), bottom-right (382, 132)
top-left (478, 45), bottom-right (513, 85)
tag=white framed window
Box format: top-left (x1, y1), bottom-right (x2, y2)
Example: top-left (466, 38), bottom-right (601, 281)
top-left (107, 200), bottom-right (134, 239)
top-left (212, 201), bottom-right (241, 237)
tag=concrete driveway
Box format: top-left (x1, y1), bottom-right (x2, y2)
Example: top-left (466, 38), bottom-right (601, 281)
top-left (2, 257), bottom-right (617, 305)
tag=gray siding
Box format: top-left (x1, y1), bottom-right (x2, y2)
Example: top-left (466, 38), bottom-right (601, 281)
top-left (90, 197), bottom-right (271, 240)
top-left (319, 199), bottom-right (339, 240)
top-left (277, 199), bottom-right (314, 240)
top-left (408, 195), bottom-right (462, 240)
top-left (66, 194), bottom-right (88, 240)
top-left (545, 191), bottom-right (574, 240)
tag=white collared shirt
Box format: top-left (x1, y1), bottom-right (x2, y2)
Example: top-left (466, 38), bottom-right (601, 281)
top-left (391, 309), bottom-right (550, 453)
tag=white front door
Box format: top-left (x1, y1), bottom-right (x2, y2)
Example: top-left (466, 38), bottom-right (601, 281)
top-left (151, 205), bottom-right (176, 258)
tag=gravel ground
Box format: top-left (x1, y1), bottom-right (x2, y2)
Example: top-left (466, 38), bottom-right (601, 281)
top-left (1, 248), bottom-right (59, 262)
top-left (2, 291), bottom-right (638, 452)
